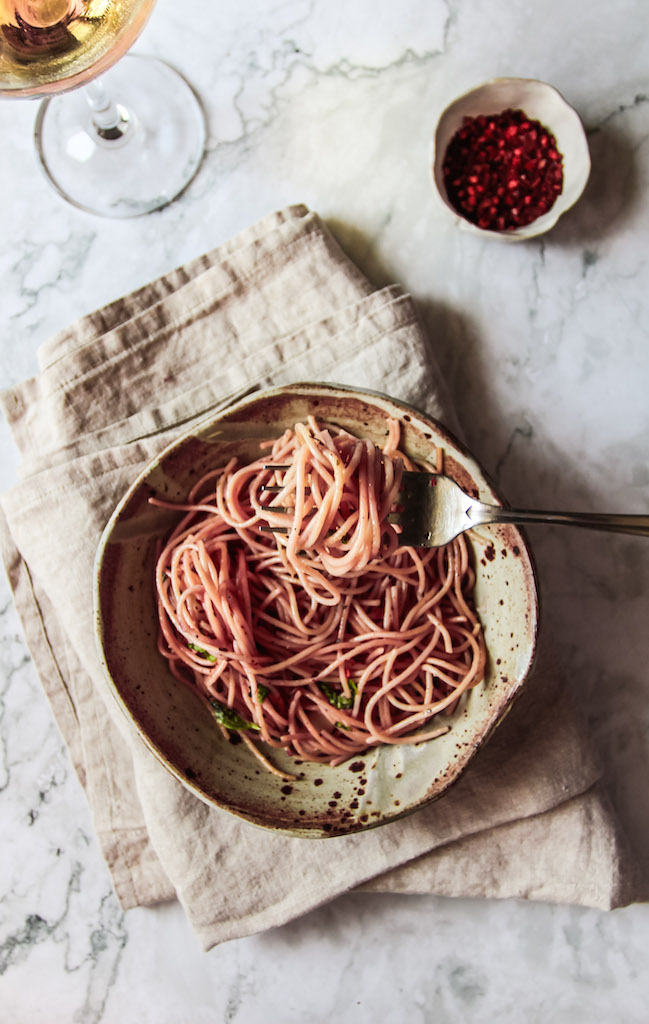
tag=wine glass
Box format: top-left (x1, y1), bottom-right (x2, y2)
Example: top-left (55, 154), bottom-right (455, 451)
top-left (0, 1), bottom-right (206, 217)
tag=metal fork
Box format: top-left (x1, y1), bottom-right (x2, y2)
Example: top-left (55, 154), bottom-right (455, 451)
top-left (259, 465), bottom-right (649, 547)
top-left (390, 472), bottom-right (649, 547)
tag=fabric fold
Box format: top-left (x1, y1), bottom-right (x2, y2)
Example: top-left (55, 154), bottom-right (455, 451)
top-left (1, 205), bottom-right (639, 948)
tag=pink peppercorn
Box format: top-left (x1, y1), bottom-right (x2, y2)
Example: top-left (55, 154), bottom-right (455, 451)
top-left (442, 108), bottom-right (564, 231)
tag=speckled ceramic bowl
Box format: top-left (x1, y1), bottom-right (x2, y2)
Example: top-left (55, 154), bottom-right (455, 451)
top-left (94, 383), bottom-right (539, 836)
top-left (431, 77), bottom-right (591, 240)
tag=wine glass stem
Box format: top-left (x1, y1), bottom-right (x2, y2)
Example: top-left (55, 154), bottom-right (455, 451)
top-left (84, 78), bottom-right (131, 142)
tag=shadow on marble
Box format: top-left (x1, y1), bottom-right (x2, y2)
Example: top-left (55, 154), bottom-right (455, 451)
top-left (546, 121), bottom-right (641, 246)
top-left (325, 216), bottom-right (490, 445)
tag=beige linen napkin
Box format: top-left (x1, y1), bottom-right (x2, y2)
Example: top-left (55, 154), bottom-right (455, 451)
top-left (1, 205), bottom-right (641, 949)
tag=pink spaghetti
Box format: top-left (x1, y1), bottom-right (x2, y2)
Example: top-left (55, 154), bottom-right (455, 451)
top-left (152, 417), bottom-right (486, 779)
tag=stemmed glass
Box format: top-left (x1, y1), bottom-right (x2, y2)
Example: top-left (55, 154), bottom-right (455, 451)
top-left (0, 1), bottom-right (206, 217)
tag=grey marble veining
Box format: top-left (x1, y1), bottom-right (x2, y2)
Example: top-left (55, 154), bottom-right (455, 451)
top-left (1, 0), bottom-right (649, 1020)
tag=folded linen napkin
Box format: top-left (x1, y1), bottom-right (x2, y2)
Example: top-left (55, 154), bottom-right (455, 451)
top-left (0, 205), bottom-right (640, 949)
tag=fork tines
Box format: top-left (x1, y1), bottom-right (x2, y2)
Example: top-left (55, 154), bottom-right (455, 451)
top-left (259, 464), bottom-right (292, 533)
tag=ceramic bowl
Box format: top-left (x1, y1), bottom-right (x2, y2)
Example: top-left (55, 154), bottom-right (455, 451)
top-left (94, 383), bottom-right (539, 836)
top-left (431, 77), bottom-right (591, 240)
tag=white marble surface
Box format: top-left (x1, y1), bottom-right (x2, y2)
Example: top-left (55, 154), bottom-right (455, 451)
top-left (1, 0), bottom-right (649, 1019)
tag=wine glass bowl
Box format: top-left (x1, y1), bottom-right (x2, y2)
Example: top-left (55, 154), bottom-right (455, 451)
top-left (0, 0), bottom-right (156, 96)
top-left (0, 1), bottom-right (206, 217)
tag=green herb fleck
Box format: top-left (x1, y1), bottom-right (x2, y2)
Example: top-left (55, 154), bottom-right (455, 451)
top-left (209, 700), bottom-right (260, 732)
top-left (188, 642), bottom-right (217, 662)
top-left (250, 684), bottom-right (270, 704)
top-left (336, 721), bottom-right (351, 730)
top-left (319, 679), bottom-right (358, 710)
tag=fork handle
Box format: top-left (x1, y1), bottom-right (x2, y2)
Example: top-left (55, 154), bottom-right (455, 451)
top-left (469, 506), bottom-right (649, 538)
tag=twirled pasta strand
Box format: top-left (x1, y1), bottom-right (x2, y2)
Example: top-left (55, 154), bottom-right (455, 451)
top-left (152, 417), bottom-right (486, 775)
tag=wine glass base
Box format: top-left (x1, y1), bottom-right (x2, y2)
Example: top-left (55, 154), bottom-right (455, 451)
top-left (34, 55), bottom-right (206, 218)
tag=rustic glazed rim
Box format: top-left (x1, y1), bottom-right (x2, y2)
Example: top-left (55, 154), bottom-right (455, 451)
top-left (93, 382), bottom-right (540, 836)
top-left (430, 76), bottom-right (591, 240)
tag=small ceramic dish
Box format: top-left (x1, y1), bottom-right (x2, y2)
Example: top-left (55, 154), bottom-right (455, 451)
top-left (93, 383), bottom-right (539, 836)
top-left (431, 77), bottom-right (591, 240)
